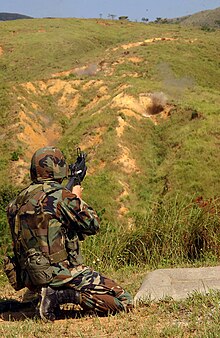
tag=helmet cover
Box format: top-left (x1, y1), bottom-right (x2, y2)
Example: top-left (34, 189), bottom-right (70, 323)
top-left (30, 146), bottom-right (67, 182)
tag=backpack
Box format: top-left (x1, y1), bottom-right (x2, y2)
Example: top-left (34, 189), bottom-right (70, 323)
top-left (5, 183), bottom-right (68, 289)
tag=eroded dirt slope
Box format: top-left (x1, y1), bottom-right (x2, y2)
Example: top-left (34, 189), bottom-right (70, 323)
top-left (8, 36), bottom-right (180, 219)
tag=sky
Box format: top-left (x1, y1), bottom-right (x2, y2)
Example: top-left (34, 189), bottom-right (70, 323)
top-left (0, 0), bottom-right (219, 22)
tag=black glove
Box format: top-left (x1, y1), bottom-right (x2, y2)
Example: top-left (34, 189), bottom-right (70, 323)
top-left (66, 149), bottom-right (87, 190)
top-left (73, 154), bottom-right (87, 182)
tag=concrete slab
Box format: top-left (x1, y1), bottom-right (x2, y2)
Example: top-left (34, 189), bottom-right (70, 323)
top-left (134, 266), bottom-right (220, 304)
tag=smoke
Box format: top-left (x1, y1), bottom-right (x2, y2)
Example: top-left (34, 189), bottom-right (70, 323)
top-left (157, 62), bottom-right (195, 99)
top-left (74, 64), bottom-right (99, 76)
top-left (148, 92), bottom-right (168, 114)
top-left (140, 91), bottom-right (168, 114)
top-left (150, 92), bottom-right (167, 106)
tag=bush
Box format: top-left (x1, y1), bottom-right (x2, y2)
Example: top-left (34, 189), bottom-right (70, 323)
top-left (82, 195), bottom-right (220, 270)
top-left (0, 184), bottom-right (19, 254)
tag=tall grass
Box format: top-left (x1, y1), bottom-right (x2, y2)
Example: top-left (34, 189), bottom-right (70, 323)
top-left (83, 195), bottom-right (220, 270)
top-left (0, 184), bottom-right (20, 258)
top-left (2, 191), bottom-right (218, 268)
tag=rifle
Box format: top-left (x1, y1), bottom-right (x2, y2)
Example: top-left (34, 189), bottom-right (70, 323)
top-left (65, 147), bottom-right (87, 191)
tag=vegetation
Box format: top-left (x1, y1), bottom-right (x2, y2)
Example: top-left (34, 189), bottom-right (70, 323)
top-left (0, 14), bottom-right (219, 263)
top-left (0, 15), bottom-right (219, 336)
top-left (166, 6), bottom-right (220, 28)
top-left (0, 13), bottom-right (33, 21)
top-left (82, 195), bottom-right (220, 271)
top-left (0, 261), bottom-right (220, 337)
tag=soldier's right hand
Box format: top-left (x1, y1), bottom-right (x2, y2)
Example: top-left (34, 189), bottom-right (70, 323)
top-left (71, 185), bottom-right (83, 199)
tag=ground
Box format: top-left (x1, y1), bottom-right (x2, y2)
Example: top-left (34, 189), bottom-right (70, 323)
top-left (2, 35), bottom-right (215, 336)
top-left (7, 35), bottom-right (180, 185)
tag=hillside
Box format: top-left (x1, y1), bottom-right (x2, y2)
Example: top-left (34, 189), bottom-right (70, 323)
top-left (0, 12), bottom-right (33, 21)
top-left (167, 7), bottom-right (220, 27)
top-left (0, 17), bottom-right (220, 337)
top-left (0, 19), bottom-right (219, 193)
top-left (0, 16), bottom-right (218, 267)
top-left (181, 7), bottom-right (220, 27)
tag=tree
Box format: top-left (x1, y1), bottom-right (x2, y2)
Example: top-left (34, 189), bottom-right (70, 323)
top-left (141, 17), bottom-right (149, 23)
top-left (155, 17), bottom-right (162, 23)
top-left (155, 17), bottom-right (168, 24)
top-left (108, 14), bottom-right (117, 20)
top-left (119, 16), bottom-right (128, 21)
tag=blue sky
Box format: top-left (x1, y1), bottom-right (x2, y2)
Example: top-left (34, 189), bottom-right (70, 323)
top-left (0, 0), bottom-right (219, 21)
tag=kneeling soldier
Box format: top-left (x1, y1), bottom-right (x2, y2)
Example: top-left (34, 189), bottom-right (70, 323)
top-left (5, 146), bottom-right (133, 321)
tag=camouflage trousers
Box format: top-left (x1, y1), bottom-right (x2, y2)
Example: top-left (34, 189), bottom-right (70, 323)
top-left (66, 268), bottom-right (133, 315)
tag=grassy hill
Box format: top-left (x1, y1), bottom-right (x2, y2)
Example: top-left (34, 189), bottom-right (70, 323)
top-left (0, 12), bottom-right (33, 21)
top-left (167, 7), bottom-right (220, 28)
top-left (0, 17), bottom-right (219, 263)
top-left (180, 7), bottom-right (220, 28)
top-left (0, 16), bottom-right (220, 337)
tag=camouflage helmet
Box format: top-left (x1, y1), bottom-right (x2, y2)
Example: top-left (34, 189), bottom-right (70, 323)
top-left (30, 146), bottom-right (68, 182)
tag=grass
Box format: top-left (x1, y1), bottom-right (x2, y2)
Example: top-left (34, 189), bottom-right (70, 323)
top-left (80, 195), bottom-right (219, 272)
top-left (0, 19), bottom-right (180, 83)
top-left (0, 18), bottom-right (220, 335)
top-left (1, 192), bottom-right (219, 267)
top-left (0, 18), bottom-right (219, 247)
top-left (0, 268), bottom-right (219, 337)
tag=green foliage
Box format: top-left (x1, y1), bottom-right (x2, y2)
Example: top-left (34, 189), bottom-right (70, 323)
top-left (83, 195), bottom-right (219, 270)
top-left (0, 18), bottom-right (220, 271)
top-left (0, 19), bottom-right (219, 338)
top-left (0, 18), bottom-right (153, 83)
top-left (0, 84), bottom-right (10, 123)
top-left (10, 146), bottom-right (23, 161)
top-left (0, 184), bottom-right (20, 254)
top-left (201, 25), bottom-right (216, 32)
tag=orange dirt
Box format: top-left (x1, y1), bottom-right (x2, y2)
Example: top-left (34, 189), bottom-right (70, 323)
top-left (127, 56), bottom-right (144, 63)
top-left (115, 144), bottom-right (140, 175)
top-left (22, 82), bottom-right (37, 94)
top-left (16, 110), bottom-right (61, 156)
top-left (119, 108), bottom-right (142, 121)
top-left (112, 92), bottom-right (152, 116)
top-left (119, 37), bottom-right (178, 50)
top-left (80, 127), bottom-right (106, 151)
top-left (10, 35), bottom-right (175, 187)
top-left (116, 116), bottom-right (129, 137)
top-left (117, 180), bottom-right (130, 218)
top-left (11, 103), bottom-right (62, 184)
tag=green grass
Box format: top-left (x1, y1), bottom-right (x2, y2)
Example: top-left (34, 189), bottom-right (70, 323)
top-left (81, 195), bottom-right (219, 271)
top-left (0, 19), bottom-right (220, 319)
top-left (0, 19), bottom-right (178, 83)
top-left (0, 268), bottom-right (219, 337)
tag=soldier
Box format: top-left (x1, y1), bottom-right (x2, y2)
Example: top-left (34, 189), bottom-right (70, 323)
top-left (6, 146), bottom-right (133, 321)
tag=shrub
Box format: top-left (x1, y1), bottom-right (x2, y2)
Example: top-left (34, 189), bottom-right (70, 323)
top-left (83, 195), bottom-right (220, 270)
top-left (0, 184), bottom-right (19, 254)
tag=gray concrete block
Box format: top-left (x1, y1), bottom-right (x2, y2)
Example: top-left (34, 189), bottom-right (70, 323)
top-left (134, 266), bottom-right (220, 304)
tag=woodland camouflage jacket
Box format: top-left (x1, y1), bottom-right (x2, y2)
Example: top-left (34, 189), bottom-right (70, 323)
top-left (7, 181), bottom-right (100, 288)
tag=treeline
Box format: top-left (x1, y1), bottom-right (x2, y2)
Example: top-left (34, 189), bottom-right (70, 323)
top-left (0, 12), bottom-right (33, 21)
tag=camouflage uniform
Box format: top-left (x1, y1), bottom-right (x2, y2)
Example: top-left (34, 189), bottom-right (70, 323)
top-left (7, 147), bottom-right (133, 319)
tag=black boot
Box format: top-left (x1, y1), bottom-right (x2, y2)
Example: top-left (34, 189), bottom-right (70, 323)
top-left (39, 286), bottom-right (81, 321)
